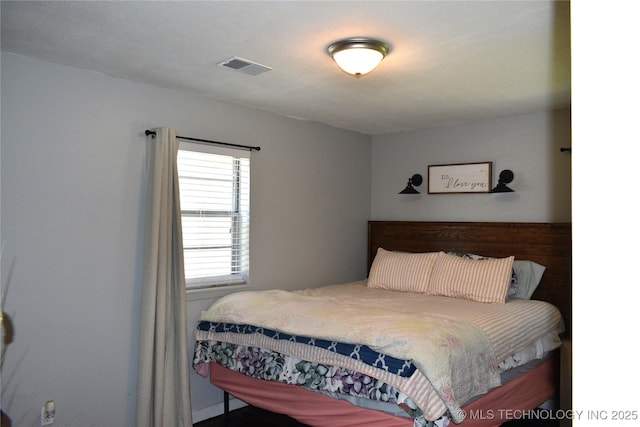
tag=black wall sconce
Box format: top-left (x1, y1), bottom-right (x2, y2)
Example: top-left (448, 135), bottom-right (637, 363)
top-left (399, 174), bottom-right (423, 194)
top-left (490, 170), bottom-right (515, 193)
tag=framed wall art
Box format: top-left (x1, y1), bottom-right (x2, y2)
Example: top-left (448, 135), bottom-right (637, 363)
top-left (428, 162), bottom-right (492, 194)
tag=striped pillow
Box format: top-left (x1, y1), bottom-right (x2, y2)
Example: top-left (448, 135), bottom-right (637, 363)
top-left (428, 252), bottom-right (514, 303)
top-left (368, 248), bottom-right (441, 293)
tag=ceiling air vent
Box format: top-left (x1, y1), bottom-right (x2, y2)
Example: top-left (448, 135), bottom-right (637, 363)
top-left (217, 57), bottom-right (272, 76)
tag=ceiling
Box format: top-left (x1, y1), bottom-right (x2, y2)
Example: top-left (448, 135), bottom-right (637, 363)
top-left (1, 1), bottom-right (571, 136)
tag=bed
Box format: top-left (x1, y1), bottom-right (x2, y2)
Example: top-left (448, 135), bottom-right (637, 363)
top-left (192, 221), bottom-right (571, 426)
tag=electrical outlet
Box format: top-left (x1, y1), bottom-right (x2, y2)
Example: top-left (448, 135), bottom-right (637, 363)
top-left (41, 405), bottom-right (54, 426)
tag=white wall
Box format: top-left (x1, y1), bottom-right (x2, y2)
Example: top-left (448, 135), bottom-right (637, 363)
top-left (0, 53), bottom-right (371, 426)
top-left (371, 109), bottom-right (572, 222)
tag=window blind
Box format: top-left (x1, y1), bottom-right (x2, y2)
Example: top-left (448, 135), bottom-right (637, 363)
top-left (177, 142), bottom-right (250, 289)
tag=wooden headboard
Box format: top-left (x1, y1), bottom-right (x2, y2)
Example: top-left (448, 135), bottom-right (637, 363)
top-left (368, 221), bottom-right (572, 336)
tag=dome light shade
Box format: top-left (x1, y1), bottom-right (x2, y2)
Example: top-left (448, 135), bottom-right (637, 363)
top-left (327, 38), bottom-right (390, 77)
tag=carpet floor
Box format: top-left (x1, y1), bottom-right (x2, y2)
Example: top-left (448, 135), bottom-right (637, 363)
top-left (194, 406), bottom-right (560, 427)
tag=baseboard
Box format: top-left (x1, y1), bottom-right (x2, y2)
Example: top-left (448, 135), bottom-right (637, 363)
top-left (192, 397), bottom-right (248, 423)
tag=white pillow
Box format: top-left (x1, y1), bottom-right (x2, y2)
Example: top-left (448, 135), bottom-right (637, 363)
top-left (428, 253), bottom-right (514, 303)
top-left (368, 248), bottom-right (441, 293)
top-left (510, 260), bottom-right (547, 299)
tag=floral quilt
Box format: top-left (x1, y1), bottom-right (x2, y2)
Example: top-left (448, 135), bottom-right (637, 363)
top-left (193, 340), bottom-right (432, 424)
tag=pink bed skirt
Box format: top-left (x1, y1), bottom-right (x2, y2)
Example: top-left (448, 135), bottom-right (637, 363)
top-left (207, 355), bottom-right (558, 427)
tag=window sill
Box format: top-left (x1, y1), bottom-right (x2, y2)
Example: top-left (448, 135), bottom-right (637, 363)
top-left (186, 283), bottom-right (250, 302)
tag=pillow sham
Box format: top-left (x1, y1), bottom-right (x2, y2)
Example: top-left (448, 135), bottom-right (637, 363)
top-left (510, 260), bottom-right (546, 300)
top-left (447, 251), bottom-right (517, 296)
top-left (447, 252), bottom-right (546, 300)
top-left (367, 248), bottom-right (441, 293)
top-left (429, 252), bottom-right (514, 303)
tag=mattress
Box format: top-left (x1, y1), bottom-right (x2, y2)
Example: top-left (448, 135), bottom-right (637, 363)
top-left (193, 281), bottom-right (563, 423)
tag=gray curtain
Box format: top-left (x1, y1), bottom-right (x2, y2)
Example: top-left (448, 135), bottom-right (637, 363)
top-left (136, 128), bottom-right (192, 427)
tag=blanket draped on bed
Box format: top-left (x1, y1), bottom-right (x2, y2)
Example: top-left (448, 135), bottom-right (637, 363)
top-left (198, 284), bottom-right (503, 423)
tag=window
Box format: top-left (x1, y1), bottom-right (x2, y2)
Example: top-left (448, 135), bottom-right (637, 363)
top-left (177, 142), bottom-right (250, 290)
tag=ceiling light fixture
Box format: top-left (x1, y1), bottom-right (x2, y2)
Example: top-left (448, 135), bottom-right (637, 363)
top-left (327, 38), bottom-right (390, 78)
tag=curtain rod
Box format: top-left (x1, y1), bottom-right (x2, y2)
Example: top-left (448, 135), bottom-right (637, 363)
top-left (144, 130), bottom-right (261, 152)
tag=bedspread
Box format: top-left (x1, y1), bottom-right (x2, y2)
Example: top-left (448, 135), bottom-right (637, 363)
top-left (201, 284), bottom-right (493, 422)
top-left (197, 281), bottom-right (562, 422)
